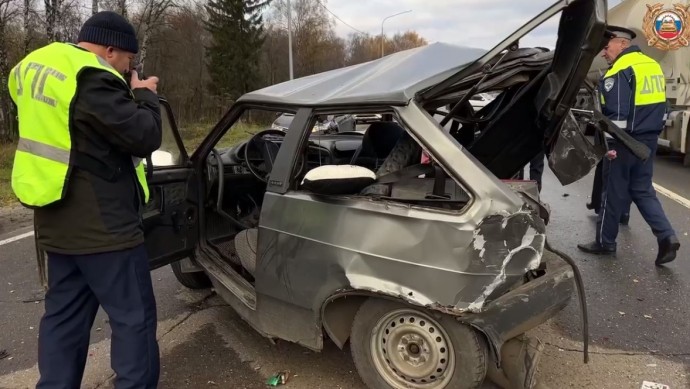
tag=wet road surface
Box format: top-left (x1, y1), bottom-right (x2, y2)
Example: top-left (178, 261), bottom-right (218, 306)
top-left (0, 154), bottom-right (689, 388)
top-left (541, 155), bottom-right (690, 362)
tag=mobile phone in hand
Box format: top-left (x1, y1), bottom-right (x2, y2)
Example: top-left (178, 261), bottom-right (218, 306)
top-left (124, 63), bottom-right (145, 85)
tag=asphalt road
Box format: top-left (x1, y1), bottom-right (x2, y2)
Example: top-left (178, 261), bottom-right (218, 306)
top-left (1, 154), bottom-right (689, 389)
top-left (543, 153), bottom-right (690, 357)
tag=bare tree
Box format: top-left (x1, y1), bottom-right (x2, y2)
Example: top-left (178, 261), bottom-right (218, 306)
top-left (389, 31), bottom-right (427, 52)
top-left (44, 0), bottom-right (64, 41)
top-left (266, 0), bottom-right (346, 78)
top-left (142, 2), bottom-right (215, 123)
top-left (0, 0), bottom-right (20, 141)
top-left (119, 0), bottom-right (125, 16)
top-left (100, 0), bottom-right (125, 17)
top-left (134, 0), bottom-right (175, 69)
top-left (260, 25), bottom-right (289, 86)
top-left (57, 0), bottom-right (84, 42)
top-left (0, 0), bottom-right (431, 143)
top-left (23, 0), bottom-right (30, 52)
top-left (22, 0), bottom-right (48, 55)
top-left (346, 31), bottom-right (427, 66)
top-left (23, 0), bottom-right (33, 54)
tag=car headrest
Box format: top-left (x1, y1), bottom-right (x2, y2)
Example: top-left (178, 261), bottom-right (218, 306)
top-left (361, 121), bottom-right (405, 158)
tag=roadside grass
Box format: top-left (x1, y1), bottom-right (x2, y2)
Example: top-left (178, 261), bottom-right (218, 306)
top-left (178, 121), bottom-right (267, 155)
top-left (0, 142), bottom-right (17, 207)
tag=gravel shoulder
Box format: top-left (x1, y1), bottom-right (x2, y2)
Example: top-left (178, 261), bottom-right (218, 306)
top-left (0, 205), bottom-right (33, 236)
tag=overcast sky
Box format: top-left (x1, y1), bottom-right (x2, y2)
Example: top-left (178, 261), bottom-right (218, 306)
top-left (321, 0), bottom-right (624, 49)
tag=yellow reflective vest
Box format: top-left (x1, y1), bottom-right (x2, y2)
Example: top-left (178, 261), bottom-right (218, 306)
top-left (8, 42), bottom-right (149, 207)
top-left (598, 46), bottom-right (667, 137)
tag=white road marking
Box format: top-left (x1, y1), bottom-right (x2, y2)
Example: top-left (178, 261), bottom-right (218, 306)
top-left (0, 231), bottom-right (34, 246)
top-left (653, 183), bottom-right (690, 210)
top-left (641, 381), bottom-right (670, 389)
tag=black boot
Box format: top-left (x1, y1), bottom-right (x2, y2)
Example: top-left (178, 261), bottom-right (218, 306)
top-left (577, 241), bottom-right (616, 255)
top-left (656, 235), bottom-right (680, 266)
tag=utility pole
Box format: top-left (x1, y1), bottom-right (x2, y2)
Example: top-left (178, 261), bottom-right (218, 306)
top-left (287, 0), bottom-right (294, 79)
top-left (380, 10), bottom-right (412, 58)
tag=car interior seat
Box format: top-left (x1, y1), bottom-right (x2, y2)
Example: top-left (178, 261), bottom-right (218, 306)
top-left (234, 228), bottom-right (258, 275)
top-left (349, 121), bottom-right (405, 170)
top-left (359, 131), bottom-right (423, 197)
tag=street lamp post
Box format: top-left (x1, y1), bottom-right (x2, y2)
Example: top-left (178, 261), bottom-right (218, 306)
top-left (287, 0), bottom-right (294, 80)
top-left (380, 10), bottom-right (412, 58)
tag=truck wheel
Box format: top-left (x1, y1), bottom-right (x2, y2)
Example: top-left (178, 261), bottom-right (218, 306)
top-left (170, 259), bottom-right (212, 289)
top-left (350, 298), bottom-right (488, 389)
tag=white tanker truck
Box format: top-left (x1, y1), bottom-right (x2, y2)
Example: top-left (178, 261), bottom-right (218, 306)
top-left (582, 0), bottom-right (690, 166)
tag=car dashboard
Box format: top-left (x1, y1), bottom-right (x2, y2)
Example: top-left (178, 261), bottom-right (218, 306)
top-left (208, 132), bottom-right (365, 177)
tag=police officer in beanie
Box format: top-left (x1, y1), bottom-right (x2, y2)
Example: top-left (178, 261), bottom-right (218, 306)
top-left (578, 25), bottom-right (680, 266)
top-left (8, 11), bottom-right (162, 388)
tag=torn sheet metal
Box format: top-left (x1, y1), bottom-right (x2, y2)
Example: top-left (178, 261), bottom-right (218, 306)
top-left (464, 208), bottom-right (546, 313)
top-left (504, 181), bottom-right (551, 225)
top-left (548, 110), bottom-right (605, 186)
top-left (460, 249), bottom-right (575, 357)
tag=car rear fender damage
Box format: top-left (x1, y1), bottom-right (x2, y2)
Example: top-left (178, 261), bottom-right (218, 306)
top-left (319, 208), bottom-right (563, 351)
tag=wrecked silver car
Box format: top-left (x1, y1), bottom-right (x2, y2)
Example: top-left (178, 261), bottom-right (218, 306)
top-left (34, 0), bottom-right (610, 387)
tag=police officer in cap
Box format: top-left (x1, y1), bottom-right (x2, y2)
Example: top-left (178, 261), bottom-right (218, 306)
top-left (8, 11), bottom-right (162, 388)
top-left (578, 25), bottom-right (680, 266)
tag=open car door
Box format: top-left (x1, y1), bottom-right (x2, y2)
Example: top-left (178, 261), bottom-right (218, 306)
top-left (34, 98), bottom-right (199, 288)
top-left (142, 98), bottom-right (199, 270)
top-left (416, 0), bottom-right (608, 184)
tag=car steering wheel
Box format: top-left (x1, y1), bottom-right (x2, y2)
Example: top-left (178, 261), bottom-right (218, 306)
top-left (244, 129), bottom-right (309, 183)
top-left (243, 129), bottom-right (288, 182)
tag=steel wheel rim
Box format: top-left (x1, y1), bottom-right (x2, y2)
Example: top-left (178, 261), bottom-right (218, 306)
top-left (370, 308), bottom-right (455, 388)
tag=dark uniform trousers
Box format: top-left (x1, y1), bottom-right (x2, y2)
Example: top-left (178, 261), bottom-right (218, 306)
top-left (596, 137), bottom-right (675, 249)
top-left (36, 244), bottom-right (159, 389)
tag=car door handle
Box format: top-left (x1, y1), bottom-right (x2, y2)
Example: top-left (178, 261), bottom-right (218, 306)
top-left (156, 186), bottom-right (165, 214)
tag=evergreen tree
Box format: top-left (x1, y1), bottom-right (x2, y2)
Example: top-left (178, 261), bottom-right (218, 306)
top-left (205, 0), bottom-right (270, 99)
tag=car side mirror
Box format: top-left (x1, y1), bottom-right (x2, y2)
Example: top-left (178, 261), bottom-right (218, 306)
top-left (143, 150), bottom-right (176, 167)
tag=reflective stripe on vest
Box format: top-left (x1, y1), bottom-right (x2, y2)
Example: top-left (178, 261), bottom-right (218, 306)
top-left (7, 42), bottom-right (149, 207)
top-left (603, 51), bottom-right (666, 107)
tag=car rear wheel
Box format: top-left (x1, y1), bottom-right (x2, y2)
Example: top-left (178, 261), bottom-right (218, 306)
top-left (350, 298), bottom-right (488, 389)
top-left (170, 259), bottom-right (212, 289)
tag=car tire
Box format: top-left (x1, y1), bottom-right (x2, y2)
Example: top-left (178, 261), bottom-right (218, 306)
top-left (350, 298), bottom-right (488, 389)
top-left (170, 259), bottom-right (212, 289)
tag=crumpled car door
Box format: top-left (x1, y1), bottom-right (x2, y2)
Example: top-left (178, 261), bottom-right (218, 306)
top-left (547, 109), bottom-right (605, 185)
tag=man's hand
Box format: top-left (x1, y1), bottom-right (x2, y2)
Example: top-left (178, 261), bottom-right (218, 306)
top-left (129, 69), bottom-right (159, 94)
top-left (605, 150), bottom-right (617, 160)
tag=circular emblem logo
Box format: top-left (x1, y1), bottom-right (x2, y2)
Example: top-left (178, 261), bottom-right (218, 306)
top-left (654, 11), bottom-right (683, 40)
top-left (643, 3), bottom-right (690, 51)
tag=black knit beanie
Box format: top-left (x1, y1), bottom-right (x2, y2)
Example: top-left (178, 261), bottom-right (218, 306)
top-left (77, 11), bottom-right (138, 54)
